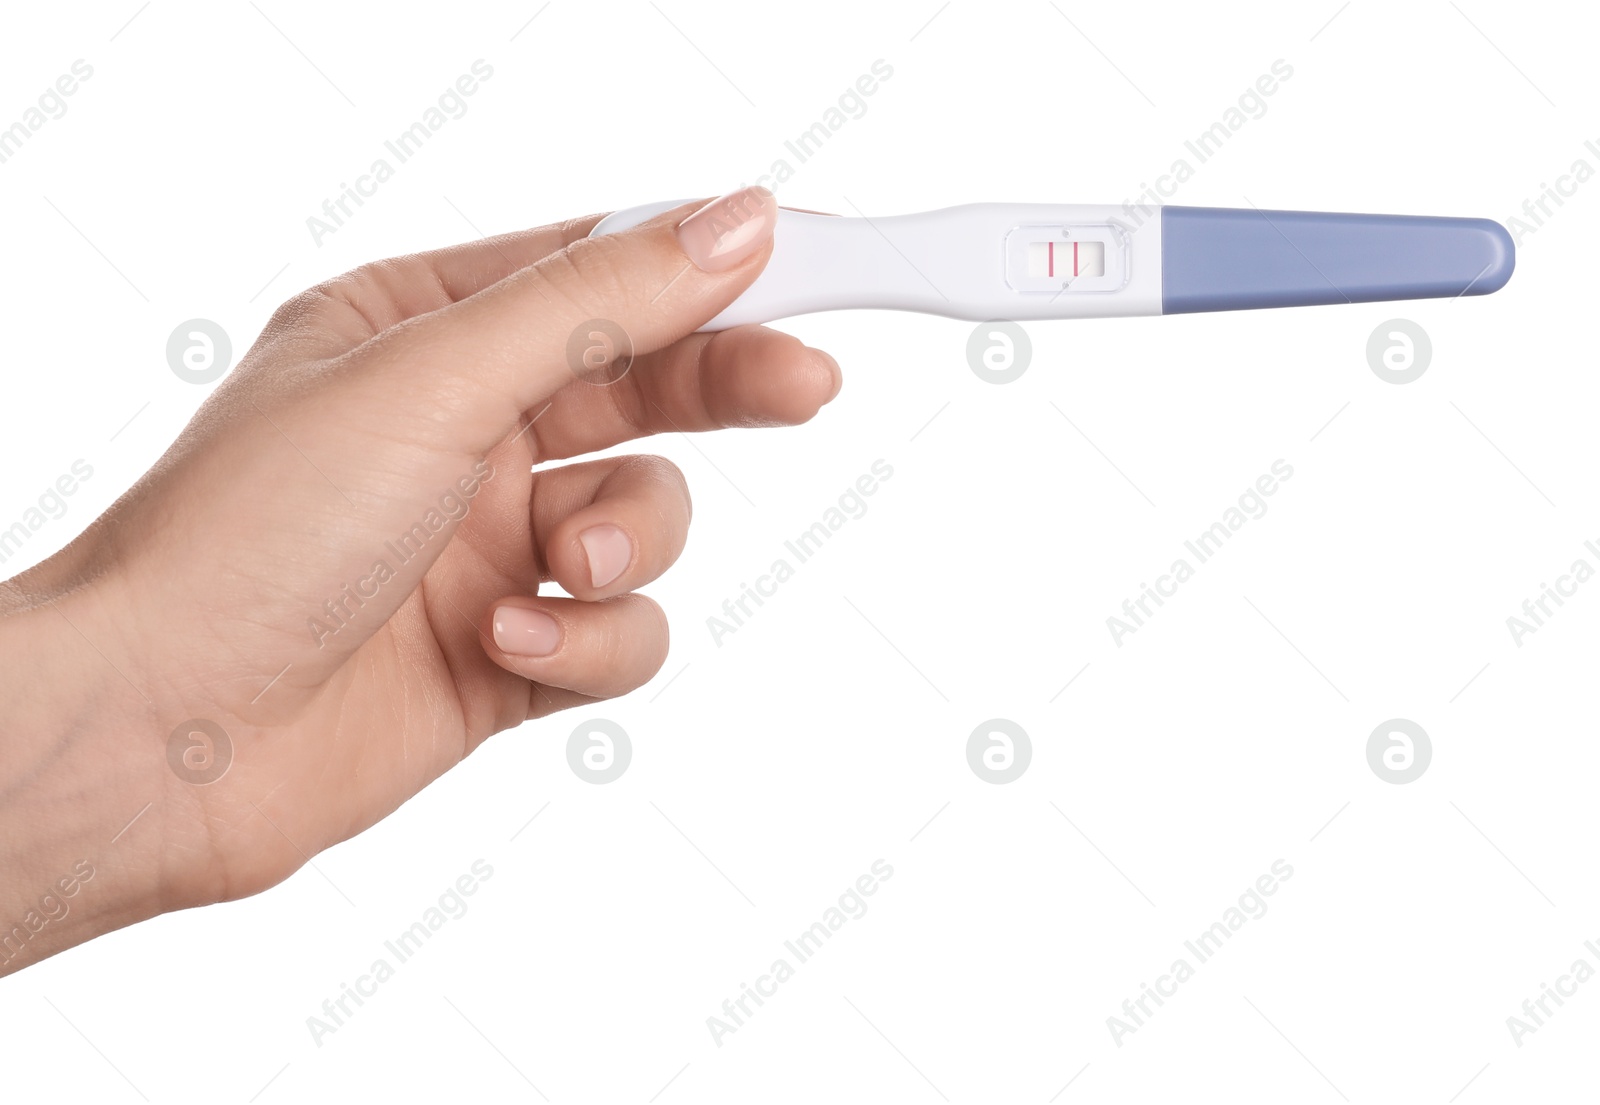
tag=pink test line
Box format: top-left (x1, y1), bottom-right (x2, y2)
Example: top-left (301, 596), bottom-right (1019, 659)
top-left (1047, 241), bottom-right (1080, 279)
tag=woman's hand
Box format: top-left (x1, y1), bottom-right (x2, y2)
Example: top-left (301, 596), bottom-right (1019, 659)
top-left (0, 186), bottom-right (840, 973)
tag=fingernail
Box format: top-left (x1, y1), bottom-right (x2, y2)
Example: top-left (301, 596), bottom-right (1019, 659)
top-left (493, 606), bottom-right (561, 656)
top-left (579, 524), bottom-right (633, 588)
top-left (678, 186), bottom-right (778, 272)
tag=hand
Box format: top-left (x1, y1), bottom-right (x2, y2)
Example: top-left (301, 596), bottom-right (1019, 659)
top-left (0, 186), bottom-right (839, 973)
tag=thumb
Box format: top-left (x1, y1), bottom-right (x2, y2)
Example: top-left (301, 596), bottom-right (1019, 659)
top-left (337, 186), bottom-right (779, 458)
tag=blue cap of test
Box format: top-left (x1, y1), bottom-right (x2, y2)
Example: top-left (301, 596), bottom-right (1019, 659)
top-left (1161, 206), bottom-right (1515, 314)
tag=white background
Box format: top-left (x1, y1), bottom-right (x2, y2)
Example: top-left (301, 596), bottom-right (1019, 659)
top-left (0, 1), bottom-right (1595, 1101)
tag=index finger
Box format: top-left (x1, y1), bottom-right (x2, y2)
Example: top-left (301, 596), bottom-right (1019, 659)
top-left (295, 214), bottom-right (608, 341)
top-left (333, 186), bottom-right (780, 459)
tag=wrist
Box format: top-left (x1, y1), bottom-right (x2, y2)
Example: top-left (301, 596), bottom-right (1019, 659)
top-left (0, 577), bottom-right (179, 975)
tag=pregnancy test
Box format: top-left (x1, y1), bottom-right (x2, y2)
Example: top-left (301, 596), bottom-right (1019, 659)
top-left (590, 200), bottom-right (1514, 330)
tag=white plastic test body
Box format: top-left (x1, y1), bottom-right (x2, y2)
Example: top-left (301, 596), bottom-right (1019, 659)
top-left (589, 198), bottom-right (1515, 331)
top-left (592, 200), bottom-right (1160, 330)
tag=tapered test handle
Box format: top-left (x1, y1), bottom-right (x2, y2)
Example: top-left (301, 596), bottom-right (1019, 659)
top-left (590, 200), bottom-right (1514, 330)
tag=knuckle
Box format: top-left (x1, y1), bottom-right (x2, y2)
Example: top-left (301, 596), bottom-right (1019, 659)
top-left (278, 257), bottom-right (433, 341)
top-left (535, 233), bottom-right (635, 313)
top-left (264, 287), bottom-right (338, 335)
